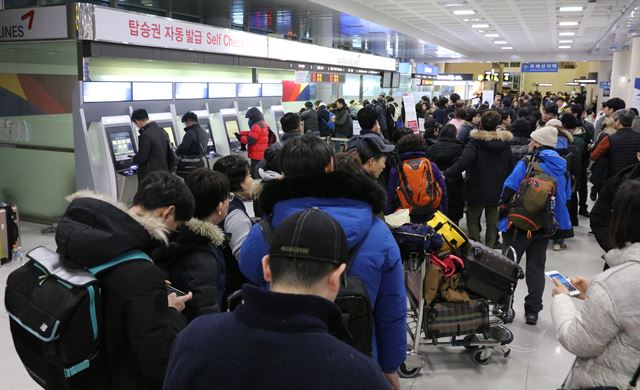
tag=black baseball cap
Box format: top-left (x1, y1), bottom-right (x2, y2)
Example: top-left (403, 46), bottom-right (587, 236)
top-left (269, 208), bottom-right (348, 265)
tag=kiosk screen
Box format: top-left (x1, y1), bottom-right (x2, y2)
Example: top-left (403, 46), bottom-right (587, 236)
top-left (200, 122), bottom-right (216, 153)
top-left (108, 130), bottom-right (135, 171)
top-left (224, 119), bottom-right (239, 139)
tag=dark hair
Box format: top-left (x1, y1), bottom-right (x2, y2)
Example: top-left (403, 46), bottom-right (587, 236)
top-left (385, 96), bottom-right (394, 103)
top-left (605, 98), bottom-right (626, 111)
top-left (449, 93), bottom-right (460, 103)
top-left (334, 152), bottom-right (362, 176)
top-left (609, 180), bottom-right (640, 248)
top-left (357, 106), bottom-right (378, 130)
top-left (280, 112), bottom-right (300, 132)
top-left (280, 134), bottom-right (333, 177)
top-left (181, 111), bottom-right (198, 123)
top-left (336, 98), bottom-right (347, 107)
top-left (397, 133), bottom-right (427, 154)
top-left (362, 99), bottom-right (370, 107)
top-left (304, 101), bottom-right (313, 108)
top-left (502, 98), bottom-right (512, 107)
top-left (465, 108), bottom-right (479, 122)
top-left (439, 124), bottom-right (457, 139)
top-left (131, 109), bottom-right (149, 122)
top-left (630, 108), bottom-right (639, 116)
top-left (454, 108), bottom-right (466, 119)
top-left (185, 169), bottom-right (230, 219)
top-left (133, 171), bottom-right (194, 222)
top-left (269, 256), bottom-right (338, 287)
top-left (613, 109), bottom-right (636, 127)
top-left (517, 108), bottom-right (530, 119)
top-left (481, 110), bottom-right (501, 131)
top-left (568, 103), bottom-right (584, 117)
top-left (392, 127), bottom-right (414, 144)
top-left (560, 112), bottom-right (577, 130)
top-left (263, 143), bottom-right (284, 173)
top-left (499, 110), bottom-right (511, 122)
top-left (543, 104), bottom-right (558, 116)
top-left (213, 155), bottom-right (250, 193)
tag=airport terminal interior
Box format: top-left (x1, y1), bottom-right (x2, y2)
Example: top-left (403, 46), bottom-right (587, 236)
top-left (1, 0), bottom-right (640, 389)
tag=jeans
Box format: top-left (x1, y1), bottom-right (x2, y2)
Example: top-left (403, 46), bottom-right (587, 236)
top-left (466, 203), bottom-right (499, 247)
top-left (503, 228), bottom-right (549, 314)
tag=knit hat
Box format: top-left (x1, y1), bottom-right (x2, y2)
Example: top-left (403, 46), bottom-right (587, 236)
top-left (530, 126), bottom-right (558, 148)
top-left (269, 208), bottom-right (348, 265)
top-left (545, 119), bottom-right (562, 128)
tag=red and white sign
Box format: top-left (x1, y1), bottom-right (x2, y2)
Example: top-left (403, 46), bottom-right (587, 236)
top-left (0, 6), bottom-right (67, 41)
top-left (268, 37), bottom-right (396, 71)
top-left (93, 7), bottom-right (268, 58)
top-left (403, 94), bottom-right (419, 133)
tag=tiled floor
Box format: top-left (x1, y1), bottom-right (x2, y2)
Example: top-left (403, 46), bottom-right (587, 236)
top-left (1, 214), bottom-right (605, 389)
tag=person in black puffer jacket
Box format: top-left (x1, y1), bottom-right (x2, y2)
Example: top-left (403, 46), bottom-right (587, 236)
top-left (426, 124), bottom-right (464, 225)
top-left (509, 117), bottom-right (533, 167)
top-left (154, 169), bottom-right (230, 322)
top-left (444, 111), bottom-right (513, 248)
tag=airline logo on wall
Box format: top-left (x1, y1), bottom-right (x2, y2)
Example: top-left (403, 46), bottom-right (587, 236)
top-left (93, 7), bottom-right (268, 58)
top-left (0, 6), bottom-right (68, 41)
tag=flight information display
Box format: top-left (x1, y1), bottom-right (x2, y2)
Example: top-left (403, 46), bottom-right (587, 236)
top-left (209, 83), bottom-right (237, 98)
top-left (83, 82), bottom-right (132, 103)
top-left (175, 82), bottom-right (208, 99)
top-left (237, 84), bottom-right (261, 97)
top-left (132, 82), bottom-right (173, 101)
top-left (261, 83), bottom-right (283, 97)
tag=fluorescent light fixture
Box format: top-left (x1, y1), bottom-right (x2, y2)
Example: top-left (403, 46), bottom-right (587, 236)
top-left (574, 79), bottom-right (597, 84)
top-left (559, 39), bottom-right (573, 43)
top-left (462, 18), bottom-right (482, 21)
top-left (538, 83), bottom-right (553, 87)
top-left (559, 21), bottom-right (579, 26)
top-left (559, 6), bottom-right (583, 12)
top-left (444, 3), bottom-right (464, 6)
top-left (559, 32), bottom-right (576, 36)
top-left (559, 45), bottom-right (571, 49)
top-left (452, 9), bottom-right (475, 15)
top-left (494, 40), bottom-right (507, 44)
top-left (565, 82), bottom-right (580, 86)
top-left (485, 33), bottom-right (500, 38)
top-left (501, 46), bottom-right (513, 50)
top-left (472, 23), bottom-right (490, 28)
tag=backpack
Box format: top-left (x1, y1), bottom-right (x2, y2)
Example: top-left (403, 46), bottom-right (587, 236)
top-left (263, 121), bottom-right (277, 146)
top-left (258, 219), bottom-right (373, 356)
top-left (507, 156), bottom-right (557, 234)
top-left (396, 157), bottom-right (443, 216)
top-left (5, 246), bottom-right (151, 390)
top-left (320, 111), bottom-right (336, 132)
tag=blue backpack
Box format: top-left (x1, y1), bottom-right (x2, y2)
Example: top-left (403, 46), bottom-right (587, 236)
top-left (6, 246), bottom-right (151, 389)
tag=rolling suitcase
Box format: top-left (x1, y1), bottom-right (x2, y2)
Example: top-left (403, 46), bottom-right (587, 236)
top-left (462, 240), bottom-right (524, 305)
top-left (0, 202), bottom-right (20, 265)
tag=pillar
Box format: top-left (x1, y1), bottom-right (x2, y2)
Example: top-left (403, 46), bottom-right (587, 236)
top-left (596, 60), bottom-right (612, 106)
top-left (610, 48), bottom-right (631, 102)
top-left (627, 32), bottom-right (640, 109)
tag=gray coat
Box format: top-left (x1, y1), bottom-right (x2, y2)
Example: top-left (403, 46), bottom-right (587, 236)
top-left (300, 108), bottom-right (318, 133)
top-left (552, 242), bottom-right (640, 390)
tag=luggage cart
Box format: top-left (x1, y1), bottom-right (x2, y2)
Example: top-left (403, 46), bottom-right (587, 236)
top-left (395, 231), bottom-right (517, 378)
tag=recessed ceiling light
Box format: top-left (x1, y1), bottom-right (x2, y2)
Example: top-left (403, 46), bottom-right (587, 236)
top-left (485, 33), bottom-right (500, 37)
top-left (501, 46), bottom-right (513, 50)
top-left (494, 40), bottom-right (507, 44)
top-left (559, 6), bottom-right (583, 12)
top-left (472, 23), bottom-right (490, 28)
top-left (559, 32), bottom-right (576, 36)
top-left (444, 3), bottom-right (464, 7)
top-left (559, 21), bottom-right (579, 26)
top-left (462, 18), bottom-right (482, 22)
top-left (559, 39), bottom-right (573, 43)
top-left (559, 45), bottom-right (571, 49)
top-left (452, 9), bottom-right (475, 15)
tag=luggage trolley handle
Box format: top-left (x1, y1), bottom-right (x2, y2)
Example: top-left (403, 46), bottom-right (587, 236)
top-left (395, 231), bottom-right (434, 272)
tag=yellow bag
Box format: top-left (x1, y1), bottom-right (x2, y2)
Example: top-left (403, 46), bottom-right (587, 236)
top-left (426, 211), bottom-right (468, 254)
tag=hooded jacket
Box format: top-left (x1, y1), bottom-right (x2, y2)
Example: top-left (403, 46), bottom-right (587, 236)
top-left (164, 285), bottom-right (391, 390)
top-left (426, 138), bottom-right (465, 222)
top-left (240, 108), bottom-right (269, 161)
top-left (444, 129), bottom-right (514, 206)
top-left (153, 219), bottom-right (226, 322)
top-left (132, 121), bottom-right (171, 182)
top-left (175, 124), bottom-right (209, 157)
top-left (300, 108), bottom-right (319, 134)
top-left (498, 148), bottom-right (573, 237)
top-left (55, 191), bottom-right (186, 390)
top-left (552, 242), bottom-right (640, 390)
top-left (239, 172), bottom-right (407, 373)
top-left (335, 107), bottom-right (354, 138)
top-left (456, 121), bottom-right (476, 144)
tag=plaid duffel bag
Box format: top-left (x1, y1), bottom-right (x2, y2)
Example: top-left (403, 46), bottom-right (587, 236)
top-left (425, 299), bottom-right (490, 339)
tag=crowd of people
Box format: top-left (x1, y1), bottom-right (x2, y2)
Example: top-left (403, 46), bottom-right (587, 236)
top-left (12, 88), bottom-right (640, 390)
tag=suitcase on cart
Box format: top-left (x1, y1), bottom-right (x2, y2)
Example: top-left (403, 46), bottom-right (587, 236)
top-left (0, 202), bottom-right (20, 265)
top-left (462, 241), bottom-right (524, 305)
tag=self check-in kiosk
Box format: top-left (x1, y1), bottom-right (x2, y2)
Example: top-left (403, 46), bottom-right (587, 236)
top-left (213, 108), bottom-right (242, 156)
top-left (266, 104), bottom-right (286, 139)
top-left (147, 111), bottom-right (180, 149)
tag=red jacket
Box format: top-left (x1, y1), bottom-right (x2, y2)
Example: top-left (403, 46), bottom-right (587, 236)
top-left (240, 120), bottom-right (269, 161)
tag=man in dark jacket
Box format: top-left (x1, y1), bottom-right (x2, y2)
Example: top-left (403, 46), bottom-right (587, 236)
top-left (566, 104), bottom-right (594, 216)
top-left (239, 136), bottom-right (406, 388)
top-left (300, 101), bottom-right (319, 135)
top-left (444, 111), bottom-right (513, 248)
top-left (165, 208), bottom-right (391, 390)
top-left (55, 172), bottom-right (195, 390)
top-left (131, 109), bottom-right (172, 183)
top-left (317, 102), bottom-right (333, 137)
top-left (591, 109), bottom-right (640, 180)
top-left (373, 96), bottom-right (389, 139)
top-left (175, 111), bottom-right (210, 157)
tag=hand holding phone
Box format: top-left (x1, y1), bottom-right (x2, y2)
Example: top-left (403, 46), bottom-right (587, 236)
top-left (167, 285), bottom-right (186, 297)
top-left (546, 270), bottom-right (580, 297)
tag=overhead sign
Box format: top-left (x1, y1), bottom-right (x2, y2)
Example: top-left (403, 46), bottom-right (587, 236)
top-left (268, 37), bottom-right (396, 71)
top-left (286, 62), bottom-right (381, 75)
top-left (435, 73), bottom-right (474, 82)
top-left (0, 6), bottom-right (68, 41)
top-left (92, 7), bottom-right (268, 58)
top-left (598, 81), bottom-right (611, 89)
top-left (522, 63), bottom-right (558, 73)
top-left (412, 73), bottom-right (437, 80)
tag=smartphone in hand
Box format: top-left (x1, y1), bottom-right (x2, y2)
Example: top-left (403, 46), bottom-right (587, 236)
top-left (167, 285), bottom-right (187, 297)
top-left (545, 270), bottom-right (580, 297)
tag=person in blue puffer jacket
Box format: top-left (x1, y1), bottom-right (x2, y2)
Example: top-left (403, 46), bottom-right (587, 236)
top-left (240, 134), bottom-right (407, 390)
top-left (498, 126), bottom-right (573, 326)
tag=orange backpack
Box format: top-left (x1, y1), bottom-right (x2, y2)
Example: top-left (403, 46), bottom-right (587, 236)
top-left (396, 157), bottom-right (443, 215)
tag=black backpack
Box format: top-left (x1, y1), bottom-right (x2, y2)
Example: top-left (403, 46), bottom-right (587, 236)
top-left (5, 246), bottom-right (151, 390)
top-left (258, 219), bottom-right (373, 356)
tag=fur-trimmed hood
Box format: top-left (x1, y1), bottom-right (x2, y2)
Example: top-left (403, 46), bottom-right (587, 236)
top-left (470, 129), bottom-right (514, 143)
top-left (558, 128), bottom-right (574, 143)
top-left (57, 190), bottom-right (170, 268)
top-left (184, 219), bottom-right (225, 246)
top-left (605, 242), bottom-right (640, 268)
top-left (152, 218), bottom-right (225, 265)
